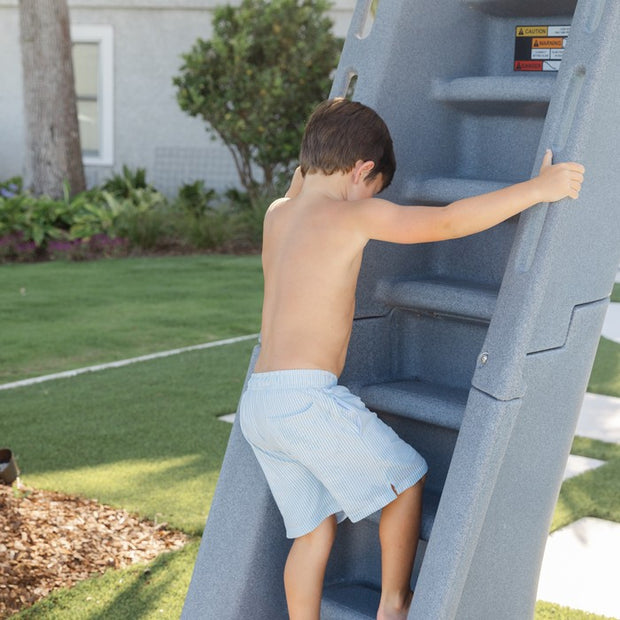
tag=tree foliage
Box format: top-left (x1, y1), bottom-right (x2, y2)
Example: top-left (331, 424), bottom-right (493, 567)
top-left (173, 0), bottom-right (342, 207)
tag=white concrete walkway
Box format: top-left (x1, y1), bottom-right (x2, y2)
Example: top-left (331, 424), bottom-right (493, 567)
top-left (538, 518), bottom-right (620, 618)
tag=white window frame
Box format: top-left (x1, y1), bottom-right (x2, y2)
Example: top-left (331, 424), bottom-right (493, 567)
top-left (70, 24), bottom-right (114, 166)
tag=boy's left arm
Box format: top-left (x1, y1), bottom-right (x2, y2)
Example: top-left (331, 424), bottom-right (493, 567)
top-left (353, 150), bottom-right (584, 245)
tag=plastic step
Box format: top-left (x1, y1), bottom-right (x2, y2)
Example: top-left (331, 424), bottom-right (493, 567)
top-left (461, 0), bottom-right (576, 17)
top-left (433, 75), bottom-right (554, 116)
top-left (360, 379), bottom-right (469, 431)
top-left (321, 583), bottom-right (380, 620)
top-left (376, 277), bottom-right (498, 322)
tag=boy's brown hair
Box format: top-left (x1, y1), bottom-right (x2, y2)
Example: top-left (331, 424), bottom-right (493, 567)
top-left (299, 98), bottom-right (396, 191)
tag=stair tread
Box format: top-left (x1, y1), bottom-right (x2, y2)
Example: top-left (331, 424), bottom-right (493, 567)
top-left (321, 583), bottom-right (380, 619)
top-left (377, 277), bottom-right (498, 321)
top-left (361, 379), bottom-right (469, 431)
top-left (433, 75), bottom-right (554, 104)
top-left (461, 0), bottom-right (577, 18)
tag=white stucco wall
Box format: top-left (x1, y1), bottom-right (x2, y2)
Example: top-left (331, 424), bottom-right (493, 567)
top-left (0, 6), bottom-right (25, 183)
top-left (0, 0), bottom-right (355, 194)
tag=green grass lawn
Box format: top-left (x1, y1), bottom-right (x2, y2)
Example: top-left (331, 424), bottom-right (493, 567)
top-left (1, 340), bottom-right (255, 535)
top-left (0, 255), bottom-right (262, 383)
top-left (14, 542), bottom-right (200, 620)
top-left (2, 260), bottom-right (619, 619)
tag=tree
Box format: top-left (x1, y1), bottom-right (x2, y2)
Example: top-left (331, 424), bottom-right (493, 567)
top-left (19, 0), bottom-right (86, 199)
top-left (173, 0), bottom-right (342, 208)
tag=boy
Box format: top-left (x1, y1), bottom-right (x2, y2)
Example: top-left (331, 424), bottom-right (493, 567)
top-left (239, 98), bottom-right (584, 620)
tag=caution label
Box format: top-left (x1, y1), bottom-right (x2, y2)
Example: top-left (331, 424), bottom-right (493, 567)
top-left (516, 26), bottom-right (548, 37)
top-left (514, 25), bottom-right (570, 72)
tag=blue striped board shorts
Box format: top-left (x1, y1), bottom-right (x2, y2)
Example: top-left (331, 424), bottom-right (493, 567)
top-left (239, 369), bottom-right (428, 539)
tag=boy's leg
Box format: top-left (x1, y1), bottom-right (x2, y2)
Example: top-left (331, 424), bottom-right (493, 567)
top-left (377, 476), bottom-right (426, 620)
top-left (284, 514), bottom-right (337, 620)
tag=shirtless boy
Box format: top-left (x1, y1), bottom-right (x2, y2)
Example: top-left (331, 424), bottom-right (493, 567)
top-left (239, 98), bottom-right (585, 620)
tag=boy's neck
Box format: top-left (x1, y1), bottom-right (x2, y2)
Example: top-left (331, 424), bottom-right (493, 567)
top-left (299, 171), bottom-right (350, 202)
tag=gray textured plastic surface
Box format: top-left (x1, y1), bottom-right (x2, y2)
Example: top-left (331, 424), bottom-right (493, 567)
top-left (182, 1), bottom-right (620, 618)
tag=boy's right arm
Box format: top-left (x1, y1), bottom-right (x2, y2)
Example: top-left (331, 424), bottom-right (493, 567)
top-left (355, 150), bottom-right (585, 244)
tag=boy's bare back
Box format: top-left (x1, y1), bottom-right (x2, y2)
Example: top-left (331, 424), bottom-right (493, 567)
top-left (255, 188), bottom-right (371, 376)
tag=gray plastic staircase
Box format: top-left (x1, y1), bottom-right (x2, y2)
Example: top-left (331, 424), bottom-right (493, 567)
top-left (182, 1), bottom-right (620, 618)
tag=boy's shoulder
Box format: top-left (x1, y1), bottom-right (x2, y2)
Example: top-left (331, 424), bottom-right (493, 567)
top-left (267, 196), bottom-right (291, 212)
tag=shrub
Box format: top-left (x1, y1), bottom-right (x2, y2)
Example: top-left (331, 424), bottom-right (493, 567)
top-left (0, 167), bottom-right (268, 261)
top-left (101, 165), bottom-right (151, 198)
top-left (176, 210), bottom-right (235, 251)
top-left (0, 189), bottom-right (73, 248)
top-left (69, 187), bottom-right (168, 242)
top-left (0, 177), bottom-right (23, 198)
top-left (47, 235), bottom-right (129, 261)
top-left (175, 180), bottom-right (218, 220)
top-left (174, 0), bottom-right (342, 209)
top-left (0, 232), bottom-right (38, 262)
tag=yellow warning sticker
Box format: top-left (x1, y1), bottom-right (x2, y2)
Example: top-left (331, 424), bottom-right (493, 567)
top-left (516, 26), bottom-right (548, 37)
top-left (532, 37), bottom-right (564, 49)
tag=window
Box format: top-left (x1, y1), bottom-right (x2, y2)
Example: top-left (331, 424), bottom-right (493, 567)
top-left (71, 25), bottom-right (114, 166)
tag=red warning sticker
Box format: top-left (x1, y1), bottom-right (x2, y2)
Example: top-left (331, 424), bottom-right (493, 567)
top-left (514, 25), bottom-right (570, 72)
top-left (514, 60), bottom-right (543, 72)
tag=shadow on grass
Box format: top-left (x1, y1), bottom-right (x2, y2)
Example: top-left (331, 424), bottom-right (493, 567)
top-left (16, 541), bottom-right (200, 620)
top-left (87, 543), bottom-right (198, 620)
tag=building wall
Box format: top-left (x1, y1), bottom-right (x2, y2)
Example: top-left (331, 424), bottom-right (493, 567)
top-left (0, 0), bottom-right (355, 195)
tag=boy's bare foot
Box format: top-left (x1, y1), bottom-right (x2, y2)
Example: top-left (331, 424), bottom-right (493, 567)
top-left (376, 590), bottom-right (413, 620)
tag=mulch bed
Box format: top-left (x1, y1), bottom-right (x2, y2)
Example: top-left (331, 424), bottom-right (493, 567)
top-left (0, 483), bottom-right (189, 619)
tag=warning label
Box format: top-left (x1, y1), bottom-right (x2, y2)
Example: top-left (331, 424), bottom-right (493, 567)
top-left (516, 26), bottom-right (548, 37)
top-left (514, 25), bottom-right (570, 72)
top-left (532, 37), bottom-right (564, 49)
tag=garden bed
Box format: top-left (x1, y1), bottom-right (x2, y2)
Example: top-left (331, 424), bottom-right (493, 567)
top-left (0, 483), bottom-right (188, 619)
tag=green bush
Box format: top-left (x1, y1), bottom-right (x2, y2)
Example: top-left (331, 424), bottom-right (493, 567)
top-left (101, 165), bottom-right (151, 198)
top-left (0, 182), bottom-right (73, 260)
top-left (176, 180), bottom-right (218, 220)
top-left (0, 168), bottom-right (267, 261)
top-left (174, 0), bottom-right (342, 209)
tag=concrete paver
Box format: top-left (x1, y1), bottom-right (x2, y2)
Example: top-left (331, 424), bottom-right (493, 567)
top-left (537, 518), bottom-right (620, 619)
top-left (602, 303), bottom-right (620, 343)
top-left (562, 454), bottom-right (606, 481)
top-left (577, 392), bottom-right (620, 444)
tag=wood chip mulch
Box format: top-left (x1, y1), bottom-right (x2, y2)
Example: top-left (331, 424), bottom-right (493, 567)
top-left (0, 483), bottom-right (189, 619)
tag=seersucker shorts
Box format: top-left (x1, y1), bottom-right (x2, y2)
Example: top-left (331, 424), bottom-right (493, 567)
top-left (239, 369), bottom-right (428, 538)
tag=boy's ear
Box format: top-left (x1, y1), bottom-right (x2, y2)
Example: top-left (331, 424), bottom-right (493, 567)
top-left (353, 160), bottom-right (375, 184)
